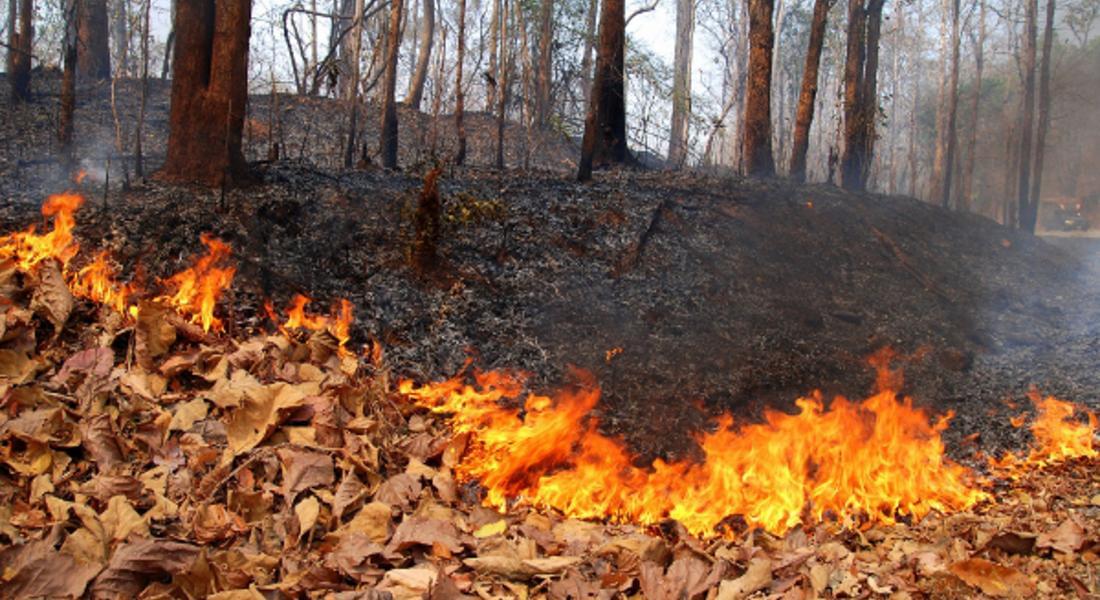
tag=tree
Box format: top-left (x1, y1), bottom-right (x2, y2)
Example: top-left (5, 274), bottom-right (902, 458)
top-left (454, 0), bottom-right (468, 164)
top-left (1027, 0), bottom-right (1056, 226)
top-left (788, 0), bottom-right (834, 182)
top-left (577, 0), bottom-right (629, 181)
top-left (406, 0), bottom-right (434, 110)
top-left (78, 0), bottom-right (111, 79)
top-left (1016, 0), bottom-right (1038, 232)
top-left (60, 0), bottom-right (78, 168)
top-left (960, 0), bottom-right (985, 212)
top-left (667, 0), bottom-right (694, 168)
top-left (930, 0), bottom-right (961, 208)
top-left (110, 0), bottom-right (129, 75)
top-left (494, 0), bottom-right (511, 169)
top-left (742, 0), bottom-right (776, 177)
top-left (342, 0), bottom-right (365, 168)
top-left (157, 0), bottom-right (252, 186)
top-left (8, 0), bottom-right (33, 103)
top-left (839, 0), bottom-right (887, 191)
top-left (379, 0), bottom-right (404, 169)
top-left (534, 0), bottom-right (554, 129)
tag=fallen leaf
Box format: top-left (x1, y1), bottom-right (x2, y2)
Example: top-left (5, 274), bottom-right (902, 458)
top-left (295, 495), bottom-right (321, 543)
top-left (474, 519), bottom-right (507, 538)
top-left (278, 447), bottom-right (335, 497)
top-left (80, 413), bottom-right (124, 470)
top-left (375, 472), bottom-right (422, 510)
top-left (0, 529), bottom-right (101, 598)
top-left (101, 494), bottom-right (149, 541)
top-left (332, 470), bottom-right (367, 519)
top-left (89, 537), bottom-right (200, 597)
top-left (225, 381), bottom-right (313, 455)
top-left (342, 501), bottom-right (394, 544)
top-left (717, 557), bottom-right (773, 599)
top-left (30, 261), bottom-right (73, 331)
top-left (169, 398), bottom-right (209, 431)
top-left (387, 516), bottom-right (468, 555)
top-left (949, 558), bottom-right (1036, 597)
top-left (134, 301), bottom-right (177, 369)
top-left (378, 567), bottom-right (437, 600)
top-left (1037, 518), bottom-right (1086, 554)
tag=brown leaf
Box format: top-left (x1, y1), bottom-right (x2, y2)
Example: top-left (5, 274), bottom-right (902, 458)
top-left (100, 495), bottom-right (149, 541)
top-left (30, 261), bottom-right (73, 331)
top-left (225, 382), bottom-right (313, 455)
top-left (332, 470), bottom-right (368, 519)
top-left (386, 516), bottom-right (469, 555)
top-left (78, 474), bottom-right (144, 503)
top-left (169, 398), bottom-right (209, 432)
top-left (1037, 518), bottom-right (1087, 554)
top-left (51, 347), bottom-right (114, 389)
top-left (326, 532), bottom-right (386, 581)
top-left (191, 504), bottom-right (247, 543)
top-left (948, 558), bottom-right (1036, 597)
top-left (341, 501), bottom-right (394, 544)
top-left (375, 472), bottom-right (422, 510)
top-left (89, 538), bottom-right (200, 598)
top-left (278, 447), bottom-right (335, 498)
top-left (378, 568), bottom-right (437, 600)
top-left (988, 531), bottom-right (1037, 556)
top-left (0, 528), bottom-right (102, 599)
top-left (295, 495), bottom-right (321, 543)
top-left (0, 348), bottom-right (39, 384)
top-left (640, 555), bottom-right (719, 600)
top-left (716, 557), bottom-right (773, 600)
top-left (80, 413), bottom-right (124, 470)
top-left (134, 301), bottom-right (177, 370)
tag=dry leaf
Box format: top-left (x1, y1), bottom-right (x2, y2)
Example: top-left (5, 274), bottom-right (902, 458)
top-left (332, 470), bottom-right (367, 519)
top-left (295, 495), bottom-right (321, 543)
top-left (169, 398), bottom-right (209, 432)
top-left (30, 261), bottom-right (73, 331)
top-left (90, 538), bottom-right (200, 597)
top-left (80, 413), bottom-right (124, 470)
top-left (387, 516), bottom-right (469, 554)
top-left (473, 519), bottom-right (507, 538)
top-left (375, 472), bottom-right (422, 510)
top-left (0, 529), bottom-right (102, 598)
top-left (342, 501), bottom-right (394, 544)
top-left (716, 557), bottom-right (773, 599)
top-left (225, 382), bottom-right (313, 455)
top-left (134, 301), bottom-right (177, 369)
top-left (1036, 518), bottom-right (1086, 554)
top-left (101, 494), bottom-right (149, 541)
top-left (278, 447), bottom-right (335, 497)
top-left (948, 558), bottom-right (1036, 597)
top-left (378, 568), bottom-right (438, 600)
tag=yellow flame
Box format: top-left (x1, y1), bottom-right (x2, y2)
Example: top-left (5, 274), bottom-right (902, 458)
top-left (157, 234), bottom-right (236, 332)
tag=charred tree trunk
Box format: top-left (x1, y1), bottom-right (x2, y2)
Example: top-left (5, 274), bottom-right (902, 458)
top-left (157, 0), bottom-right (252, 187)
top-left (1016, 0), bottom-right (1038, 233)
top-left (77, 0), bottom-right (111, 79)
top-left (667, 0), bottom-right (694, 168)
top-left (343, 0), bottom-right (365, 168)
top-left (930, 0), bottom-right (960, 208)
top-left (135, 0), bottom-right (150, 177)
top-left (406, 0), bottom-right (434, 110)
top-left (535, 0), bottom-right (554, 129)
top-left (60, 0), bottom-right (78, 168)
top-left (494, 0), bottom-right (510, 169)
top-left (960, 0), bottom-right (985, 212)
top-left (839, 0), bottom-right (885, 191)
top-left (1028, 0), bottom-right (1055, 225)
top-left (379, 0), bottom-right (404, 169)
top-left (577, 0), bottom-right (629, 181)
top-left (788, 0), bottom-right (833, 182)
top-left (742, 0), bottom-right (776, 177)
top-left (454, 0), bottom-right (468, 164)
top-left (9, 0), bottom-right (33, 103)
top-left (110, 0), bottom-right (128, 75)
top-left (487, 0), bottom-right (500, 110)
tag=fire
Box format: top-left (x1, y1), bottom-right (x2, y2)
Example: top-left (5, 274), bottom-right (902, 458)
top-left (266, 294), bottom-right (355, 351)
top-left (157, 234), bottom-right (236, 332)
top-left (993, 392), bottom-right (1097, 473)
top-left (69, 252), bottom-right (134, 315)
top-left (0, 193), bottom-right (84, 271)
top-left (400, 357), bottom-right (990, 537)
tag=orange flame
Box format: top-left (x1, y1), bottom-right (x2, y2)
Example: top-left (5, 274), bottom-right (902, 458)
top-left (401, 361), bottom-right (989, 537)
top-left (158, 234), bottom-right (236, 332)
top-left (0, 193), bottom-right (84, 271)
top-left (69, 252), bottom-right (135, 315)
top-left (993, 393), bottom-right (1097, 474)
top-left (268, 294), bottom-right (354, 352)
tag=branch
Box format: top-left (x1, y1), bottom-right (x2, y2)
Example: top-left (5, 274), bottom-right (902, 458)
top-left (626, 0), bottom-right (661, 27)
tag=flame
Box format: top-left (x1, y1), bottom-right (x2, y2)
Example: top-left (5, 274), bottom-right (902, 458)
top-left (158, 234), bottom-right (236, 332)
top-left (267, 294), bottom-right (354, 352)
top-left (993, 392), bottom-right (1097, 473)
top-left (69, 252), bottom-right (134, 314)
top-left (401, 359), bottom-right (989, 537)
top-left (0, 193), bottom-right (84, 271)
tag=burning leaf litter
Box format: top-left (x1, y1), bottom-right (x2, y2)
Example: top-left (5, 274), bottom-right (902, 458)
top-left (0, 193), bottom-right (1098, 598)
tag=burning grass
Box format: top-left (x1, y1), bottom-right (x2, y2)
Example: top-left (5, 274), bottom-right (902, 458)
top-left (0, 192), bottom-right (1098, 597)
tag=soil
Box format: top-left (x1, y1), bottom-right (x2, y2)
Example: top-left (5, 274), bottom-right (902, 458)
top-left (2, 73), bottom-right (1097, 466)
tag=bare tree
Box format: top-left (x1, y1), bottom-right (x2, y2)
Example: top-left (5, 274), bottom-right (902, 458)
top-left (494, 0), bottom-right (511, 169)
top-left (110, 0), bottom-right (128, 75)
top-left (789, 0), bottom-right (834, 182)
top-left (60, 0), bottom-right (78, 168)
top-left (454, 0), bottom-right (468, 164)
top-left (839, 0), bottom-right (887, 191)
top-left (535, 0), bottom-right (554, 129)
top-left (1028, 0), bottom-right (1055, 218)
top-left (406, 0), bottom-right (434, 110)
top-left (577, 0), bottom-right (629, 181)
top-left (77, 0), bottom-right (111, 79)
top-left (668, 0), bottom-right (694, 168)
top-left (343, 0), bottom-right (365, 167)
top-left (960, 0), bottom-right (985, 211)
top-left (9, 0), bottom-right (33, 103)
top-left (1016, 0), bottom-right (1038, 232)
top-left (930, 0), bottom-right (961, 208)
top-left (380, 0), bottom-right (404, 169)
top-left (157, 0), bottom-right (252, 186)
top-left (742, 0), bottom-right (776, 177)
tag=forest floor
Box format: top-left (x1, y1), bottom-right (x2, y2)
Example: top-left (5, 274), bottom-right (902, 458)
top-left (2, 74), bottom-right (1100, 598)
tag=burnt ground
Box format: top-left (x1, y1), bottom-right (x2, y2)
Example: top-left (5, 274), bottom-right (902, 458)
top-left (2, 73), bottom-right (1098, 466)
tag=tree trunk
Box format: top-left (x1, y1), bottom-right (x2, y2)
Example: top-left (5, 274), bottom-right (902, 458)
top-left (535, 0), bottom-right (554, 129)
top-left (788, 0), bottom-right (832, 182)
top-left (157, 0), bottom-right (252, 187)
top-left (577, 0), bottom-right (629, 181)
top-left (135, 0), bottom-right (150, 177)
top-left (930, 0), bottom-right (960, 208)
top-left (839, 0), bottom-right (885, 191)
top-left (579, 0), bottom-right (598, 109)
top-left (960, 0), bottom-right (984, 212)
top-left (9, 0), bottom-right (33, 103)
top-left (454, 0), bottom-right (468, 164)
top-left (857, 0), bottom-right (885, 184)
top-left (379, 0), bottom-right (403, 169)
top-left (343, 0), bottom-right (365, 167)
top-left (742, 0), bottom-right (776, 177)
top-left (160, 0), bottom-right (176, 80)
top-left (667, 0), bottom-right (694, 168)
top-left (78, 0), bottom-right (111, 79)
top-left (494, 0), bottom-right (510, 169)
top-left (1028, 0), bottom-right (1055, 225)
top-left (110, 0), bottom-right (128, 76)
top-left (1016, 0), bottom-right (1038, 232)
top-left (487, 0), bottom-right (500, 110)
top-left (406, 0), bottom-right (434, 110)
top-left (60, 0), bottom-right (78, 168)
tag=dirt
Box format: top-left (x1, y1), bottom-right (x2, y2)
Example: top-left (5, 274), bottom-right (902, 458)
top-left (2, 73), bottom-right (1096, 466)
